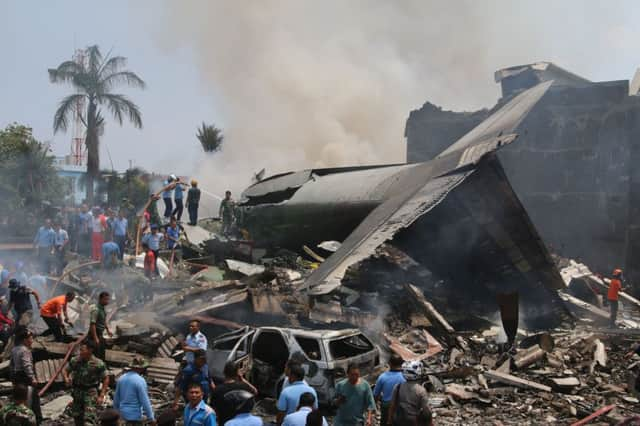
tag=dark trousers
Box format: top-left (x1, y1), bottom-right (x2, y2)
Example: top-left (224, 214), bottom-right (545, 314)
top-left (380, 402), bottom-right (391, 426)
top-left (163, 197), bottom-right (173, 218)
top-left (610, 300), bottom-right (619, 327)
top-left (114, 235), bottom-right (126, 260)
top-left (172, 199), bottom-right (184, 221)
top-left (77, 233), bottom-right (90, 256)
top-left (41, 316), bottom-right (64, 342)
top-left (188, 203), bottom-right (199, 225)
top-left (85, 335), bottom-right (106, 360)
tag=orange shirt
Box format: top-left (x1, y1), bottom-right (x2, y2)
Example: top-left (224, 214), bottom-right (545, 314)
top-left (608, 279), bottom-right (622, 301)
top-left (40, 295), bottom-right (66, 318)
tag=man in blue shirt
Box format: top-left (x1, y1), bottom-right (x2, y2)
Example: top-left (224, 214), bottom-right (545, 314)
top-left (33, 219), bottom-right (54, 273)
top-left (162, 176), bottom-right (175, 223)
top-left (174, 350), bottom-right (214, 411)
top-left (283, 392), bottom-right (328, 426)
top-left (172, 178), bottom-right (186, 222)
top-left (182, 319), bottom-right (208, 365)
top-left (113, 356), bottom-right (155, 424)
top-left (183, 383), bottom-right (216, 426)
top-left (277, 364), bottom-right (318, 423)
top-left (101, 236), bottom-right (121, 269)
top-left (142, 225), bottom-right (164, 276)
top-left (112, 210), bottom-right (128, 260)
top-left (76, 204), bottom-right (92, 257)
top-left (224, 389), bottom-right (263, 426)
top-left (373, 355), bottom-right (406, 426)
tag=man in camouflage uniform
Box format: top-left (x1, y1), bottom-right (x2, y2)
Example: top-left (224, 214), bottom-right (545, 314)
top-left (219, 190), bottom-right (236, 236)
top-left (88, 292), bottom-right (112, 360)
top-left (0, 384), bottom-right (36, 426)
top-left (62, 341), bottom-right (109, 426)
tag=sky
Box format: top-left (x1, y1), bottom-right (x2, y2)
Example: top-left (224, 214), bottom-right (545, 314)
top-left (2, 1), bottom-right (640, 197)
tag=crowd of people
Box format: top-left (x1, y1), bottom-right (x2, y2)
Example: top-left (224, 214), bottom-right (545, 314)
top-left (0, 174), bottom-right (439, 425)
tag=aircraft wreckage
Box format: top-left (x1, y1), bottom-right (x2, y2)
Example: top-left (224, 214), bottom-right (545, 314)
top-left (237, 81), bottom-right (571, 339)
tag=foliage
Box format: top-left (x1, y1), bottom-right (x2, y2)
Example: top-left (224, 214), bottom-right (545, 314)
top-left (0, 124), bottom-right (68, 234)
top-left (196, 122), bottom-right (224, 153)
top-left (49, 45), bottom-right (145, 203)
top-left (98, 167), bottom-right (150, 210)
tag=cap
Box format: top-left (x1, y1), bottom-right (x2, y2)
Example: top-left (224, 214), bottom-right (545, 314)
top-left (129, 356), bottom-right (149, 369)
top-left (8, 278), bottom-right (19, 289)
top-left (613, 268), bottom-right (623, 276)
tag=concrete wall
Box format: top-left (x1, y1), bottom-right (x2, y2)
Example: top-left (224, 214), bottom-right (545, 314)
top-left (406, 78), bottom-right (640, 284)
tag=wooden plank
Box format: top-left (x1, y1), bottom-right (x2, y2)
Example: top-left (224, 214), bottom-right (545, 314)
top-left (405, 284), bottom-right (455, 333)
top-left (484, 370), bottom-right (551, 393)
top-left (514, 345), bottom-right (545, 369)
top-left (570, 405), bottom-right (616, 426)
top-left (106, 350), bottom-right (137, 367)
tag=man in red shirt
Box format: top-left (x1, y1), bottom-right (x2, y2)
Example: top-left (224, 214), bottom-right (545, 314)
top-left (607, 269), bottom-right (624, 327)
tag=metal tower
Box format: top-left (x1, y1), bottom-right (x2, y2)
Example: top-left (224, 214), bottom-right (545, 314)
top-left (70, 48), bottom-right (87, 166)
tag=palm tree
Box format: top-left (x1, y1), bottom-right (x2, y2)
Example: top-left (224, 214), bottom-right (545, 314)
top-left (196, 122), bottom-right (224, 153)
top-left (49, 45), bottom-right (145, 203)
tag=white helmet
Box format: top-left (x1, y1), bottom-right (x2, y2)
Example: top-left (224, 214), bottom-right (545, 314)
top-left (169, 174), bottom-right (177, 181)
top-left (401, 361), bottom-right (423, 381)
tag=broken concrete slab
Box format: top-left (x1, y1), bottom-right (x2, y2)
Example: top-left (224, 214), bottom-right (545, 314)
top-left (226, 259), bottom-right (266, 276)
top-left (549, 377), bottom-right (581, 392)
top-left (41, 395), bottom-right (73, 420)
top-left (514, 345), bottom-right (545, 369)
top-left (484, 370), bottom-right (552, 392)
top-left (445, 383), bottom-right (480, 401)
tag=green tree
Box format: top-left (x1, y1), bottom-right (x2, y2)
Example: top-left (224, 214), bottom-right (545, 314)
top-left (196, 122), bottom-right (224, 152)
top-left (49, 45), bottom-right (145, 203)
top-left (0, 124), bottom-right (67, 235)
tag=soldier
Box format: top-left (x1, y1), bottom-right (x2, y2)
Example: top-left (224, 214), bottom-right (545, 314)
top-left (186, 180), bottom-right (201, 226)
top-left (0, 384), bottom-right (36, 426)
top-left (219, 190), bottom-right (236, 236)
top-left (89, 292), bottom-right (113, 360)
top-left (8, 279), bottom-right (41, 327)
top-left (62, 340), bottom-right (109, 426)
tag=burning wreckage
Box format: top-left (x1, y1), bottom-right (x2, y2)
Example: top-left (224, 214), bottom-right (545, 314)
top-left (9, 81), bottom-right (640, 424)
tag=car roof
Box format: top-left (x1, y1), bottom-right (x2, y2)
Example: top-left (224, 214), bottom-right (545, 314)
top-left (259, 326), bottom-right (364, 340)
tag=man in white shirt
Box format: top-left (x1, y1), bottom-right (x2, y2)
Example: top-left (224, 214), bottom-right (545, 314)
top-left (283, 392), bottom-right (328, 426)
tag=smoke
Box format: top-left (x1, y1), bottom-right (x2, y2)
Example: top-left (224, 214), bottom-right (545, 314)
top-left (153, 0), bottom-right (633, 198)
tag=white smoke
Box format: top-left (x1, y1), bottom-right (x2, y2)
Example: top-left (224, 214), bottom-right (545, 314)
top-left (152, 0), bottom-right (636, 198)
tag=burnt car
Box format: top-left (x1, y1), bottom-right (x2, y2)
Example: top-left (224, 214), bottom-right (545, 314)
top-left (207, 326), bottom-right (380, 404)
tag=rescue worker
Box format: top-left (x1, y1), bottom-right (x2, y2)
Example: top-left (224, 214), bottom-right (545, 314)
top-left (52, 221), bottom-right (69, 275)
top-left (101, 236), bottom-right (120, 269)
top-left (224, 389), bottom-right (262, 426)
top-left (172, 177), bottom-right (187, 222)
top-left (88, 292), bottom-right (113, 360)
top-left (9, 329), bottom-right (42, 424)
top-left (166, 217), bottom-right (181, 261)
top-left (608, 268), bottom-right (624, 327)
top-left (219, 190), bottom-right (236, 236)
top-left (112, 209), bottom-right (129, 261)
top-left (113, 356), bottom-right (156, 425)
top-left (39, 292), bottom-right (75, 342)
top-left (387, 361), bottom-right (430, 426)
top-left (0, 384), bottom-right (36, 425)
top-left (186, 180), bottom-right (201, 226)
top-left (8, 279), bottom-right (41, 327)
top-left (62, 340), bottom-right (109, 426)
top-left (173, 350), bottom-right (214, 411)
top-left (141, 224), bottom-right (163, 276)
top-left (33, 219), bottom-right (54, 273)
top-left (277, 364), bottom-right (317, 423)
top-left (181, 319), bottom-right (208, 366)
top-left (162, 176), bottom-right (176, 224)
top-left (183, 383), bottom-right (216, 426)
top-left (373, 355), bottom-right (406, 426)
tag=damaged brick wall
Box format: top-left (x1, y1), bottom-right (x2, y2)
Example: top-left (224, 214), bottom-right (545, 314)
top-left (406, 74), bottom-right (640, 286)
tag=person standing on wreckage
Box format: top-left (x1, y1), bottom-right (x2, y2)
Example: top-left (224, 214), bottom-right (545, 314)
top-left (162, 175), bottom-right (176, 225)
top-left (63, 340), bottom-right (109, 426)
top-left (88, 291), bottom-right (113, 360)
top-left (607, 268), bottom-right (625, 328)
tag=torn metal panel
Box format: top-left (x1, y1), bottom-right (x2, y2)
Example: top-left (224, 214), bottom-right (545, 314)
top-left (306, 170), bottom-right (471, 295)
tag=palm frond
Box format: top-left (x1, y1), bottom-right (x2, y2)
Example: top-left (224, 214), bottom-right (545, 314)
top-left (48, 61), bottom-right (83, 83)
top-left (97, 94), bottom-right (143, 128)
top-left (196, 122), bottom-right (224, 152)
top-left (53, 94), bottom-right (86, 133)
top-left (98, 56), bottom-right (127, 76)
top-left (100, 71), bottom-right (146, 90)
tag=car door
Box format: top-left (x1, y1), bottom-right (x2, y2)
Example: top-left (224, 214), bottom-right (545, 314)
top-left (207, 327), bottom-right (255, 382)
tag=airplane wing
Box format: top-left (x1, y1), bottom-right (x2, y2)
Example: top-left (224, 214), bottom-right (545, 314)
top-left (305, 81), bottom-right (553, 295)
